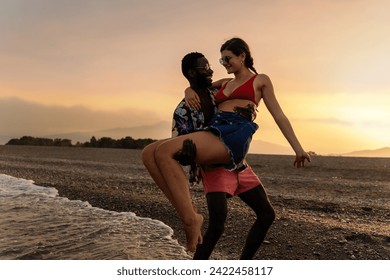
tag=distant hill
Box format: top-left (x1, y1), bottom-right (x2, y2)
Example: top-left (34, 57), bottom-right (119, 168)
top-left (342, 147), bottom-right (390, 158)
top-left (43, 121), bottom-right (172, 144)
top-left (90, 121), bottom-right (172, 140)
top-left (249, 139), bottom-right (293, 155)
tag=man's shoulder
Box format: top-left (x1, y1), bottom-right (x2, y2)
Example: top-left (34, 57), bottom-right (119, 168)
top-left (176, 97), bottom-right (186, 107)
top-left (173, 98), bottom-right (187, 112)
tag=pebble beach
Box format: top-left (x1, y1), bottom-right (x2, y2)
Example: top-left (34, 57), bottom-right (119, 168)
top-left (0, 145), bottom-right (389, 260)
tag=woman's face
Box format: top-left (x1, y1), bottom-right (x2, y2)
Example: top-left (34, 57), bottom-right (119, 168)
top-left (220, 50), bottom-right (243, 74)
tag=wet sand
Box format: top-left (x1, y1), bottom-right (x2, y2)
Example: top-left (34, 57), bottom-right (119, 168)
top-left (0, 145), bottom-right (389, 259)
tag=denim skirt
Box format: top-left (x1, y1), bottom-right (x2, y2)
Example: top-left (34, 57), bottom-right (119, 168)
top-left (204, 111), bottom-right (258, 170)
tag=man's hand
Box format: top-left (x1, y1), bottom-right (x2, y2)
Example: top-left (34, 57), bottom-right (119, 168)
top-left (234, 104), bottom-right (257, 121)
top-left (173, 139), bottom-right (197, 166)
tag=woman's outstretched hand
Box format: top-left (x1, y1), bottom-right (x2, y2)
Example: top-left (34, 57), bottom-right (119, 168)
top-left (294, 152), bottom-right (311, 168)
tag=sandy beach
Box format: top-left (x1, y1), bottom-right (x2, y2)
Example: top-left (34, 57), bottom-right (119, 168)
top-left (0, 145), bottom-right (389, 260)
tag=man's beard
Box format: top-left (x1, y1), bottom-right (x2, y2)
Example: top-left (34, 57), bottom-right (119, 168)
top-left (196, 77), bottom-right (212, 88)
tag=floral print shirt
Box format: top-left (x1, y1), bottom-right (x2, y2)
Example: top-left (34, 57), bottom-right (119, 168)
top-left (171, 89), bottom-right (217, 137)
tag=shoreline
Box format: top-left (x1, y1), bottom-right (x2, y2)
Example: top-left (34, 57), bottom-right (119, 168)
top-left (0, 145), bottom-right (389, 259)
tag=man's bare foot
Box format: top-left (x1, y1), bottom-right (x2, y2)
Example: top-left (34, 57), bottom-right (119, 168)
top-left (184, 213), bottom-right (203, 252)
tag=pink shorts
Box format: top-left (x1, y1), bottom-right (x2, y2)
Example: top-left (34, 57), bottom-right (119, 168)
top-left (200, 166), bottom-right (261, 197)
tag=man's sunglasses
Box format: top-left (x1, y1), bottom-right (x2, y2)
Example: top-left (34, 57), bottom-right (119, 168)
top-left (195, 64), bottom-right (212, 71)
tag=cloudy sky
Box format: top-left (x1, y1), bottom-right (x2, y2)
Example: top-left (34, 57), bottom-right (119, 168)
top-left (1, 0), bottom-right (389, 154)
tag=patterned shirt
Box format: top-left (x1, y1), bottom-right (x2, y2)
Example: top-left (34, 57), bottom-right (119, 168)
top-left (172, 89), bottom-right (217, 137)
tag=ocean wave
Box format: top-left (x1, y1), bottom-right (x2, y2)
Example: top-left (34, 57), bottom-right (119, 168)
top-left (0, 174), bottom-right (190, 260)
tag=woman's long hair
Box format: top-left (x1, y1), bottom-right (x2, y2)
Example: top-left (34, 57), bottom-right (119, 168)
top-left (220, 38), bottom-right (258, 74)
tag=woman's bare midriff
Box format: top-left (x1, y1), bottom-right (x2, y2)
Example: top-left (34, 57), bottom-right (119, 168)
top-left (217, 99), bottom-right (256, 111)
top-left (217, 99), bottom-right (258, 120)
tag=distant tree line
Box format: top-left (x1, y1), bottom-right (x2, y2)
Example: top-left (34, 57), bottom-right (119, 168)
top-left (82, 136), bottom-right (156, 149)
top-left (6, 136), bottom-right (156, 149)
top-left (6, 136), bottom-right (73, 147)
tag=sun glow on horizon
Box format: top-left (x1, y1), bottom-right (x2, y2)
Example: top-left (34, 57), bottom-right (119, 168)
top-left (1, 0), bottom-right (389, 154)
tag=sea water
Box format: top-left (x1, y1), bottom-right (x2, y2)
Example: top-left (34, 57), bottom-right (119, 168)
top-left (0, 174), bottom-right (190, 260)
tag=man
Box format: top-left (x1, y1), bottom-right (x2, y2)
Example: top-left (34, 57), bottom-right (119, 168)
top-left (142, 52), bottom-right (275, 259)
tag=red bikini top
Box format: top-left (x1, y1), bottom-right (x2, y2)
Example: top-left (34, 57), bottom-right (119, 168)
top-left (215, 75), bottom-right (258, 106)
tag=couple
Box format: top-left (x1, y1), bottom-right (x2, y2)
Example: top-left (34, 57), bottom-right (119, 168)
top-left (142, 37), bottom-right (310, 259)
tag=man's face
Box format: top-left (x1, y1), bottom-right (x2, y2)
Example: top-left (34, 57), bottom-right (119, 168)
top-left (193, 57), bottom-right (213, 88)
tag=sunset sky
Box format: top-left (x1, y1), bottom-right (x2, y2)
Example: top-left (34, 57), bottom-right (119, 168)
top-left (1, 0), bottom-right (389, 155)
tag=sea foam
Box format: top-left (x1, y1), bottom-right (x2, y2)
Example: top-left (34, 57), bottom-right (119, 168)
top-left (0, 174), bottom-right (190, 260)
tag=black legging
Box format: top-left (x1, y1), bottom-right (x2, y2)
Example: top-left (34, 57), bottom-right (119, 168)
top-left (193, 184), bottom-right (275, 260)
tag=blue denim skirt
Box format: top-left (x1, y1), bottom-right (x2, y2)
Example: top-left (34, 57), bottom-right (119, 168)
top-left (203, 111), bottom-right (258, 170)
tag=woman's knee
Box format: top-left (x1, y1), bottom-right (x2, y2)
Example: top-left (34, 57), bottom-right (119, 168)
top-left (154, 142), bottom-right (170, 157)
top-left (154, 141), bottom-right (179, 163)
top-left (141, 142), bottom-right (158, 166)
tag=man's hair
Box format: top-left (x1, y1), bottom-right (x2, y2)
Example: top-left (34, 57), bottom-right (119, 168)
top-left (181, 52), bottom-right (204, 80)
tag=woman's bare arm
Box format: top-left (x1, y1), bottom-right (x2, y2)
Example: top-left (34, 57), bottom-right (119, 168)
top-left (259, 74), bottom-right (311, 167)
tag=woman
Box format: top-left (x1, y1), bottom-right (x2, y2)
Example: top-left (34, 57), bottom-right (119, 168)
top-left (144, 37), bottom-right (310, 252)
